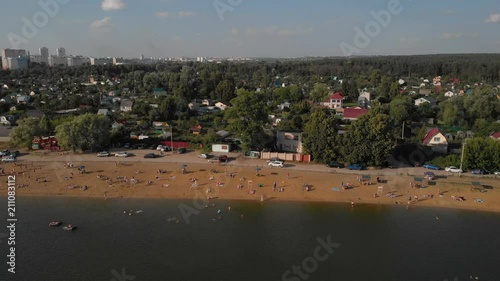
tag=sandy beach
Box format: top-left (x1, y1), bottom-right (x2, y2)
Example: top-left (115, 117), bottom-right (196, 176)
top-left (3, 153), bottom-right (500, 213)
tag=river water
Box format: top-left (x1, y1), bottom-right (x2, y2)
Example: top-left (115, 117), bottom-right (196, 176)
top-left (1, 196), bottom-right (499, 281)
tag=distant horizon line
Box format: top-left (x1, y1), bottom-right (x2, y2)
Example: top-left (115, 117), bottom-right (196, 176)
top-left (3, 47), bottom-right (500, 60)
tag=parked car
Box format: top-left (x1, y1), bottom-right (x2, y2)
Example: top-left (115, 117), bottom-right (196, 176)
top-left (471, 169), bottom-right (489, 175)
top-left (266, 157), bottom-right (283, 163)
top-left (347, 164), bottom-right (363, 170)
top-left (144, 153), bottom-right (159, 159)
top-left (1, 156), bottom-right (16, 162)
top-left (326, 161), bottom-right (344, 168)
top-left (149, 144), bottom-right (157, 150)
top-left (124, 143), bottom-right (131, 149)
top-left (198, 153), bottom-right (209, 159)
top-left (423, 164), bottom-right (441, 170)
top-left (268, 161), bottom-right (284, 168)
top-left (114, 152), bottom-right (130, 157)
top-left (96, 151), bottom-right (110, 157)
top-left (495, 171), bottom-right (500, 175)
top-left (218, 155), bottom-right (228, 163)
top-left (177, 148), bottom-right (187, 154)
top-left (208, 156), bottom-right (220, 163)
top-left (445, 166), bottom-right (463, 173)
top-left (10, 151), bottom-right (20, 158)
top-left (0, 150), bottom-right (10, 156)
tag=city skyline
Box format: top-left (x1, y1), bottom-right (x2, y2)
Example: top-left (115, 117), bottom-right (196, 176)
top-left (0, 0), bottom-right (500, 58)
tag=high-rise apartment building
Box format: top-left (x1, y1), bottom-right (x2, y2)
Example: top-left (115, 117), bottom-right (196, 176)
top-left (40, 47), bottom-right (49, 58)
top-left (56, 47), bottom-right (66, 57)
top-left (1, 49), bottom-right (28, 70)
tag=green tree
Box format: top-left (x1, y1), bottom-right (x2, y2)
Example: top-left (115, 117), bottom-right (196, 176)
top-left (310, 83), bottom-right (328, 102)
top-left (302, 108), bottom-right (340, 163)
top-left (215, 79), bottom-right (235, 102)
top-left (224, 89), bottom-right (269, 151)
top-left (389, 96), bottom-right (413, 125)
top-left (10, 118), bottom-right (44, 149)
top-left (341, 113), bottom-right (393, 166)
top-left (55, 114), bottom-right (111, 151)
top-left (463, 138), bottom-right (500, 171)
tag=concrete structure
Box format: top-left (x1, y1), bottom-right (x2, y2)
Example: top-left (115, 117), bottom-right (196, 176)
top-left (322, 92), bottom-right (344, 110)
top-left (90, 57), bottom-right (113, 65)
top-left (40, 47), bottom-right (49, 58)
top-left (30, 55), bottom-right (48, 65)
top-left (56, 47), bottom-right (66, 57)
top-left (48, 55), bottom-right (68, 66)
top-left (67, 56), bottom-right (89, 66)
top-left (6, 57), bottom-right (29, 70)
top-left (1, 49), bottom-right (28, 70)
top-left (212, 144), bottom-right (231, 153)
top-left (113, 57), bottom-right (124, 65)
top-left (120, 99), bottom-right (134, 112)
top-left (276, 131), bottom-right (303, 153)
top-left (358, 91), bottom-right (371, 108)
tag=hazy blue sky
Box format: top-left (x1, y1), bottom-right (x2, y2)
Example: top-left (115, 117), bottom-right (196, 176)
top-left (1, 0), bottom-right (500, 58)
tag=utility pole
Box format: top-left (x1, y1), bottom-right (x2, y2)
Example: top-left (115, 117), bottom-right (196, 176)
top-left (401, 122), bottom-right (405, 140)
top-left (170, 125), bottom-right (173, 154)
top-left (460, 139), bottom-right (467, 171)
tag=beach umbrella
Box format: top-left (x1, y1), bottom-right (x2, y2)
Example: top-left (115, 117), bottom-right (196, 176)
top-left (255, 167), bottom-right (261, 172)
top-left (78, 166), bottom-right (85, 170)
top-left (181, 164), bottom-right (187, 168)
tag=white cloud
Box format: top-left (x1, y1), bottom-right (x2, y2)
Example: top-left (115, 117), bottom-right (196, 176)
top-left (484, 13), bottom-right (500, 23)
top-left (102, 0), bottom-right (126, 11)
top-left (90, 17), bottom-right (112, 32)
top-left (178, 11), bottom-right (195, 18)
top-left (246, 26), bottom-right (313, 37)
top-left (156, 11), bottom-right (195, 19)
top-left (441, 32), bottom-right (463, 39)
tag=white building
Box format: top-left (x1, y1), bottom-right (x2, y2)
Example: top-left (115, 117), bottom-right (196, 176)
top-left (1, 49), bottom-right (27, 70)
top-left (40, 47), bottom-right (49, 58)
top-left (56, 47), bottom-right (66, 57)
top-left (49, 55), bottom-right (68, 66)
top-left (276, 131), bottom-right (303, 153)
top-left (67, 56), bottom-right (89, 66)
top-left (30, 55), bottom-right (48, 65)
top-left (90, 57), bottom-right (113, 65)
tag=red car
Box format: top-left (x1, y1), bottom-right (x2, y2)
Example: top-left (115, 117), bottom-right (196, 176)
top-left (219, 155), bottom-right (228, 163)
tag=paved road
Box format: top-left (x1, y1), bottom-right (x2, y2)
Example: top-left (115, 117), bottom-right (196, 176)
top-left (12, 148), bottom-right (500, 181)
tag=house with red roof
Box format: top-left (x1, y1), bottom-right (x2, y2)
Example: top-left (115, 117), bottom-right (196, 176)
top-left (490, 132), bottom-right (500, 140)
top-left (423, 128), bottom-right (448, 153)
top-left (342, 108), bottom-right (368, 121)
top-left (189, 125), bottom-right (203, 135)
top-left (321, 92), bottom-right (344, 110)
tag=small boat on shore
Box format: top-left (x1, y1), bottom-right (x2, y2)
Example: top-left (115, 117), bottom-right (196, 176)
top-left (62, 224), bottom-right (77, 231)
top-left (49, 221), bottom-right (62, 227)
